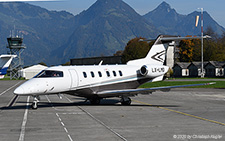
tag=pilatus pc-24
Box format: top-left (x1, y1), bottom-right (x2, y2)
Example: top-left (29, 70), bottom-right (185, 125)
top-left (14, 35), bottom-right (213, 109)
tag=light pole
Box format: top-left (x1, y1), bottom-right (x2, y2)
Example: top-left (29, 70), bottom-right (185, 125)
top-left (198, 8), bottom-right (204, 78)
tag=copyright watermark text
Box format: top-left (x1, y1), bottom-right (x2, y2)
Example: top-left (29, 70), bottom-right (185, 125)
top-left (173, 134), bottom-right (222, 140)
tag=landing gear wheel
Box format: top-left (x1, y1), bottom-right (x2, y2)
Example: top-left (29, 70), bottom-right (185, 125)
top-left (31, 96), bottom-right (39, 109)
top-left (32, 101), bottom-right (38, 109)
top-left (89, 98), bottom-right (101, 105)
top-left (121, 97), bottom-right (131, 105)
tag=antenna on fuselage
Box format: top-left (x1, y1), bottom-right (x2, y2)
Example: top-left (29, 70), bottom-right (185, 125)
top-left (98, 60), bottom-right (103, 66)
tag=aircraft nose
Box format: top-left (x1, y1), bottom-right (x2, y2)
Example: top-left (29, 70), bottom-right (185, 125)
top-left (14, 86), bottom-right (24, 95)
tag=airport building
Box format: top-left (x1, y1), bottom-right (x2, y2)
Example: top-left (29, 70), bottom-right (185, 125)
top-left (19, 64), bottom-right (47, 79)
top-left (173, 61), bottom-right (225, 77)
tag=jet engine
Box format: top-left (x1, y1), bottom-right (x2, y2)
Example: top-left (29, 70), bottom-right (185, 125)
top-left (139, 65), bottom-right (169, 78)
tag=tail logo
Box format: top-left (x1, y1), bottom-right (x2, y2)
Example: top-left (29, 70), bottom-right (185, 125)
top-left (151, 50), bottom-right (166, 63)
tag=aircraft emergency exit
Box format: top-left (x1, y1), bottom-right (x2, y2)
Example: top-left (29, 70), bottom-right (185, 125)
top-left (14, 35), bottom-right (213, 109)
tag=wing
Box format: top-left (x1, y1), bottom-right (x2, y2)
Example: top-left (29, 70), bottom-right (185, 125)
top-left (96, 82), bottom-right (215, 97)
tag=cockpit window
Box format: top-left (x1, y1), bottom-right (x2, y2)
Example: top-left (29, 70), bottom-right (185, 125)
top-left (34, 70), bottom-right (63, 78)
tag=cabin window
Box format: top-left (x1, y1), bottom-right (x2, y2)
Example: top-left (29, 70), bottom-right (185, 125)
top-left (106, 71), bottom-right (110, 77)
top-left (119, 70), bottom-right (123, 76)
top-left (98, 71), bottom-right (102, 77)
top-left (83, 72), bottom-right (87, 78)
top-left (34, 70), bottom-right (63, 78)
top-left (91, 71), bottom-right (95, 78)
top-left (113, 71), bottom-right (117, 77)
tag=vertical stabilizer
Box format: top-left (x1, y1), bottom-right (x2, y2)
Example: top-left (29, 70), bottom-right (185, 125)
top-left (127, 35), bottom-right (209, 66)
top-left (127, 35), bottom-right (173, 66)
top-left (0, 55), bottom-right (16, 78)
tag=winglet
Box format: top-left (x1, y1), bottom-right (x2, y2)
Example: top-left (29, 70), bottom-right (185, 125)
top-left (207, 82), bottom-right (216, 85)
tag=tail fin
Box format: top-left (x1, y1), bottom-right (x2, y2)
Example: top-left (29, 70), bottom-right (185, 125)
top-left (0, 55), bottom-right (16, 78)
top-left (127, 35), bottom-right (174, 66)
top-left (127, 35), bottom-right (210, 66)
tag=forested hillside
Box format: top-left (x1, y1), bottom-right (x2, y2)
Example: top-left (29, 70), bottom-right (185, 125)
top-left (0, 1), bottom-right (224, 65)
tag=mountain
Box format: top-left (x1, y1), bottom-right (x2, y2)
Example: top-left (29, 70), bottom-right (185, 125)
top-left (0, 2), bottom-right (75, 65)
top-left (0, 1), bottom-right (224, 66)
top-left (144, 2), bottom-right (185, 35)
top-left (53, 0), bottom-right (160, 63)
top-left (144, 2), bottom-right (225, 36)
top-left (179, 11), bottom-right (225, 36)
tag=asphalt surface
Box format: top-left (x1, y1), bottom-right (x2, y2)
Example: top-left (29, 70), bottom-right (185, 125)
top-left (0, 80), bottom-right (225, 141)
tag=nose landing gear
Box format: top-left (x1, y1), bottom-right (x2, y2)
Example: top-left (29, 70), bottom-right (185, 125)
top-left (32, 96), bottom-right (40, 109)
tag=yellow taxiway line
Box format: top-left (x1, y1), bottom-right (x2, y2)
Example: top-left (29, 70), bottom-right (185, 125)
top-left (132, 99), bottom-right (225, 126)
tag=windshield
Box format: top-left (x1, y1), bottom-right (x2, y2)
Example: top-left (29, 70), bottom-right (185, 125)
top-left (34, 70), bottom-right (63, 78)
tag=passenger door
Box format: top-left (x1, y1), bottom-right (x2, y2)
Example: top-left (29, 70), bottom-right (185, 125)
top-left (69, 69), bottom-right (79, 89)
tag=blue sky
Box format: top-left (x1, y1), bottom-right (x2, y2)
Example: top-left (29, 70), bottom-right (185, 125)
top-left (26, 0), bottom-right (225, 28)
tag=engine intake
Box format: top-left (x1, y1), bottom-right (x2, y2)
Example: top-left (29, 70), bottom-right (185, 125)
top-left (139, 65), bottom-right (169, 78)
top-left (140, 65), bottom-right (148, 76)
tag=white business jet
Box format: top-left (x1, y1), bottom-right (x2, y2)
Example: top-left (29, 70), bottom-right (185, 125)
top-left (14, 35), bottom-right (213, 109)
top-left (0, 54), bottom-right (16, 79)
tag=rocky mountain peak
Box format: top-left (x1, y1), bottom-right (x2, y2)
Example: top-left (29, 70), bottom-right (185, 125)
top-left (157, 1), bottom-right (173, 12)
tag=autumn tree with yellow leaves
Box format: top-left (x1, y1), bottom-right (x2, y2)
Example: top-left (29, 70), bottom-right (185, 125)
top-left (178, 27), bottom-right (225, 62)
top-left (178, 37), bottom-right (198, 62)
top-left (117, 27), bottom-right (225, 64)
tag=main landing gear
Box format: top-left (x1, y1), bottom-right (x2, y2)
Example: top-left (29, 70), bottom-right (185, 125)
top-left (121, 96), bottom-right (131, 105)
top-left (89, 97), bottom-right (101, 105)
top-left (88, 96), bottom-right (132, 105)
top-left (32, 96), bottom-right (40, 109)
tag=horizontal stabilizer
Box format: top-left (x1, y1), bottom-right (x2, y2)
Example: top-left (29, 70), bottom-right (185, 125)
top-left (140, 35), bottom-right (211, 43)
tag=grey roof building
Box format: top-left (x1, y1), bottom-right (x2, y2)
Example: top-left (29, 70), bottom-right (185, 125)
top-left (173, 62), bottom-right (190, 77)
top-left (173, 61), bottom-right (225, 78)
top-left (205, 61), bottom-right (225, 77)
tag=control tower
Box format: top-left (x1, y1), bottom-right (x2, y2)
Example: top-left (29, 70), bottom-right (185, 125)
top-left (7, 35), bottom-right (26, 79)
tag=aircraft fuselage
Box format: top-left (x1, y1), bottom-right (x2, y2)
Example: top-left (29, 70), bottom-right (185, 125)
top-left (14, 64), bottom-right (167, 99)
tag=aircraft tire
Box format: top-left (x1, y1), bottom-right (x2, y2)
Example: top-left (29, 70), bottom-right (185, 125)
top-left (121, 97), bottom-right (131, 105)
top-left (32, 101), bottom-right (38, 109)
top-left (89, 98), bottom-right (101, 105)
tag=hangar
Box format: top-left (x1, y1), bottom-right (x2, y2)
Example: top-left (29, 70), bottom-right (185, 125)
top-left (19, 64), bottom-right (47, 79)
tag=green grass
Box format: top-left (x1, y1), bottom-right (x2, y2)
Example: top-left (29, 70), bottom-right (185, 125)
top-left (168, 77), bottom-right (225, 80)
top-left (140, 81), bottom-right (225, 89)
top-left (0, 76), bottom-right (25, 80)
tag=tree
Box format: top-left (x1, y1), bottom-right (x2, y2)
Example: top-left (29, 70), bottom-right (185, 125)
top-left (203, 39), bottom-right (217, 61)
top-left (192, 38), bottom-right (201, 61)
top-left (62, 61), bottom-right (70, 66)
top-left (121, 37), bottom-right (151, 63)
top-left (113, 50), bottom-right (123, 56)
top-left (204, 26), bottom-right (218, 41)
top-left (203, 27), bottom-right (225, 61)
top-left (38, 62), bottom-right (47, 66)
top-left (177, 30), bottom-right (222, 62)
top-left (178, 36), bottom-right (197, 62)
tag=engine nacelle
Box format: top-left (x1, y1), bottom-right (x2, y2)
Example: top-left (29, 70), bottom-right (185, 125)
top-left (139, 65), bottom-right (169, 78)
